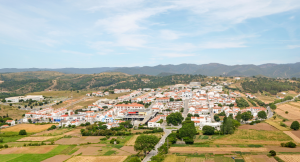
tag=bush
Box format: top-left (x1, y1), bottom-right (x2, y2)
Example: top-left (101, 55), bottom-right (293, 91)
top-left (100, 137), bottom-right (107, 141)
top-left (0, 145), bottom-right (3, 148)
top-left (183, 137), bottom-right (194, 144)
top-left (4, 144), bottom-right (8, 148)
top-left (71, 125), bottom-right (76, 128)
top-left (202, 126), bottom-right (215, 135)
top-left (291, 121), bottom-right (300, 130)
top-left (0, 138), bottom-right (3, 143)
top-left (269, 150), bottom-right (276, 156)
top-left (285, 141), bottom-right (296, 148)
top-left (110, 138), bottom-right (120, 144)
top-left (19, 129), bottom-right (27, 135)
top-left (280, 122), bottom-right (287, 127)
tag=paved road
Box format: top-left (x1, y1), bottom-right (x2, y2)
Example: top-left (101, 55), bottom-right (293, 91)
top-left (183, 99), bottom-right (189, 118)
top-left (143, 126), bottom-right (173, 162)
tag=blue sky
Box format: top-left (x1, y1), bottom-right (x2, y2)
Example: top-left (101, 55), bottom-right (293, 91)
top-left (0, 0), bottom-right (300, 68)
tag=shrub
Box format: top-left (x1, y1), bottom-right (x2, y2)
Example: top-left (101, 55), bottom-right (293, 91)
top-left (0, 145), bottom-right (3, 148)
top-left (100, 138), bottom-right (107, 141)
top-left (0, 138), bottom-right (3, 143)
top-left (280, 122), bottom-right (287, 127)
top-left (19, 129), bottom-right (27, 135)
top-left (269, 150), bottom-right (276, 156)
top-left (183, 137), bottom-right (194, 144)
top-left (23, 143), bottom-right (27, 147)
top-left (291, 121), bottom-right (300, 130)
top-left (4, 144), bottom-right (8, 148)
top-left (71, 125), bottom-right (76, 128)
top-left (110, 138), bottom-right (120, 144)
top-left (281, 143), bottom-right (285, 147)
top-left (202, 126), bottom-right (215, 135)
top-left (285, 141), bottom-right (296, 148)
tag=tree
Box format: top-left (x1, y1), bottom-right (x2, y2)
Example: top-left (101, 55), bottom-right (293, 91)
top-left (269, 150), bottom-right (276, 156)
top-left (202, 126), bottom-right (215, 135)
top-left (166, 112), bottom-right (183, 126)
top-left (187, 113), bottom-right (193, 117)
top-left (28, 119), bottom-right (32, 124)
top-left (270, 103), bottom-right (277, 110)
top-left (19, 129), bottom-right (27, 135)
top-left (170, 98), bottom-right (174, 102)
top-left (285, 111), bottom-right (289, 114)
top-left (134, 135), bottom-right (159, 155)
top-left (257, 111), bottom-right (267, 119)
top-left (218, 111), bottom-right (226, 116)
top-left (194, 114), bottom-right (199, 117)
top-left (214, 114), bottom-right (220, 122)
top-left (221, 117), bottom-right (238, 135)
top-left (291, 121), bottom-right (300, 130)
top-left (241, 111), bottom-right (253, 122)
top-left (235, 111), bottom-right (242, 122)
top-left (178, 120), bottom-right (197, 140)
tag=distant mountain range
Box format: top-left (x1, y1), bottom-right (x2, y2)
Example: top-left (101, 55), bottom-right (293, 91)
top-left (1, 62), bottom-right (300, 78)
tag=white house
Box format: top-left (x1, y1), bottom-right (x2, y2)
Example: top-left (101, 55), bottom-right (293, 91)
top-left (6, 120), bottom-right (15, 126)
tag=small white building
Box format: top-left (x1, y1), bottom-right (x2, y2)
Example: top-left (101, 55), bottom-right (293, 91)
top-left (6, 120), bottom-right (15, 126)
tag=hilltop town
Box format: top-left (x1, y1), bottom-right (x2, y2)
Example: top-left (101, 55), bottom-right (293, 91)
top-left (1, 75), bottom-right (300, 162)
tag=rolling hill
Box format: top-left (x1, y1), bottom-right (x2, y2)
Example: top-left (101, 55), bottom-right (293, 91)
top-left (1, 62), bottom-right (300, 78)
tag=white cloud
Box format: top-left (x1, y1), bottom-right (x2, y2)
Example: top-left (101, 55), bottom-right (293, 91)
top-left (172, 0), bottom-right (300, 23)
top-left (287, 45), bottom-right (300, 49)
top-left (160, 30), bottom-right (179, 40)
top-left (289, 16), bottom-right (295, 20)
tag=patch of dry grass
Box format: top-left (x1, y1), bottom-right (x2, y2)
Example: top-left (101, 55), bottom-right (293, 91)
top-left (1, 124), bottom-right (58, 133)
top-left (0, 105), bottom-right (28, 120)
top-left (213, 129), bottom-right (292, 145)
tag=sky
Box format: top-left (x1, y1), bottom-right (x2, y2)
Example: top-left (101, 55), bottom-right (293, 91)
top-left (0, 0), bottom-right (300, 68)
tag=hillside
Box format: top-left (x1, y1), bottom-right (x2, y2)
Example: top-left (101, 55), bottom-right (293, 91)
top-left (1, 62), bottom-right (300, 78)
top-left (0, 71), bottom-right (207, 96)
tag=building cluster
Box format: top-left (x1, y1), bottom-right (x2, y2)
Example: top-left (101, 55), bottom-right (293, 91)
top-left (5, 95), bottom-right (44, 103)
top-left (13, 81), bottom-right (267, 131)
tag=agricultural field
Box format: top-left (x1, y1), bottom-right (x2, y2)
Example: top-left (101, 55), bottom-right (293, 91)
top-left (238, 123), bottom-right (276, 131)
top-left (1, 124), bottom-right (58, 133)
top-left (66, 156), bottom-right (127, 162)
top-left (278, 155), bottom-right (300, 162)
top-left (213, 129), bottom-right (292, 145)
top-left (253, 93), bottom-right (276, 104)
top-left (169, 147), bottom-right (268, 154)
top-left (276, 103), bottom-right (300, 121)
top-left (243, 155), bottom-right (276, 162)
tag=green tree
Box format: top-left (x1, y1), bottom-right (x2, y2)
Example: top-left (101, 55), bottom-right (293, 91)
top-left (269, 150), bottom-right (276, 156)
top-left (166, 112), bottom-right (183, 126)
top-left (202, 126), bottom-right (215, 135)
top-left (214, 114), bottom-right (220, 122)
top-left (221, 117), bottom-right (237, 135)
top-left (134, 135), bottom-right (159, 155)
top-left (178, 120), bottom-right (197, 141)
top-left (170, 98), bottom-right (174, 102)
top-left (257, 111), bottom-right (267, 119)
top-left (291, 121), bottom-right (300, 130)
top-left (235, 111), bottom-right (242, 122)
top-left (241, 111), bottom-right (253, 122)
top-left (28, 119), bottom-right (32, 124)
top-left (270, 103), bottom-right (277, 110)
top-left (19, 129), bottom-right (27, 135)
